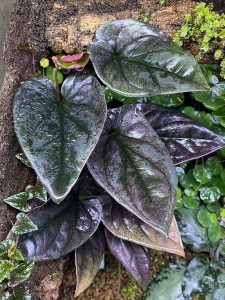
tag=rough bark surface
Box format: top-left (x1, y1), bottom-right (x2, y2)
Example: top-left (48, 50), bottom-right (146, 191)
top-left (0, 0), bottom-right (197, 299)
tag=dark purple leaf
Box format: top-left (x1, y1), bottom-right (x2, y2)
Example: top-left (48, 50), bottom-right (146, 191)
top-left (105, 229), bottom-right (150, 286)
top-left (18, 196), bottom-right (102, 260)
top-left (75, 229), bottom-right (105, 296)
top-left (102, 201), bottom-right (184, 256)
top-left (136, 103), bottom-right (225, 164)
top-left (88, 105), bottom-right (177, 236)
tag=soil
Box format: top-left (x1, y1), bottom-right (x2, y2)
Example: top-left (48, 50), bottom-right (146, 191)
top-left (0, 0), bottom-right (199, 299)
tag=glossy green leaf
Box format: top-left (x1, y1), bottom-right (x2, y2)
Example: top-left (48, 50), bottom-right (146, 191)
top-left (183, 195), bottom-right (200, 209)
top-left (102, 201), bottom-right (184, 256)
top-left (197, 208), bottom-right (217, 228)
top-left (13, 74), bottom-right (107, 203)
top-left (0, 240), bottom-right (24, 261)
top-left (193, 165), bottom-right (212, 184)
top-left (144, 260), bottom-right (186, 300)
top-left (18, 197), bottom-right (102, 260)
top-left (179, 171), bottom-right (198, 189)
top-left (208, 224), bottom-right (221, 244)
top-left (88, 106), bottom-right (177, 236)
top-left (206, 156), bottom-right (223, 176)
top-left (0, 261), bottom-right (14, 283)
top-left (211, 176), bottom-right (225, 195)
top-left (12, 213), bottom-right (38, 235)
top-left (176, 208), bottom-right (210, 252)
top-left (105, 229), bottom-right (150, 286)
top-left (8, 261), bottom-right (35, 287)
top-left (207, 202), bottom-right (221, 213)
top-left (182, 256), bottom-right (216, 298)
top-left (149, 93), bottom-right (184, 107)
top-left (199, 187), bottom-right (221, 203)
top-left (75, 230), bottom-right (105, 297)
top-left (90, 20), bottom-right (209, 97)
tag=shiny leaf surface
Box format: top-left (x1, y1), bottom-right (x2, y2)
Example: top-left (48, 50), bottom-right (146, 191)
top-left (18, 197), bottom-right (102, 260)
top-left (12, 213), bottom-right (38, 235)
top-left (13, 74), bottom-right (107, 203)
top-left (102, 201), bottom-right (184, 256)
top-left (144, 260), bottom-right (186, 300)
top-left (90, 19), bottom-right (209, 97)
top-left (75, 230), bottom-right (105, 297)
top-left (137, 103), bottom-right (225, 164)
top-left (8, 261), bottom-right (35, 287)
top-left (105, 229), bottom-right (150, 286)
top-left (182, 256), bottom-right (216, 298)
top-left (88, 105), bottom-right (177, 236)
top-left (176, 208), bottom-right (210, 252)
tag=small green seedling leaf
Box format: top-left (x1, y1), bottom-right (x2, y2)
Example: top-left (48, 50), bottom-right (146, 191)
top-left (208, 224), bottom-right (221, 244)
top-left (199, 187), bottom-right (221, 203)
top-left (193, 165), bottom-right (212, 184)
top-left (3, 192), bottom-right (32, 212)
top-left (0, 261), bottom-right (14, 283)
top-left (40, 58), bottom-right (49, 69)
top-left (8, 261), bottom-right (35, 287)
top-left (12, 213), bottom-right (38, 235)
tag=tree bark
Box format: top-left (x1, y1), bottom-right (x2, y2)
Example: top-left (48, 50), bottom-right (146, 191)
top-left (0, 0), bottom-right (197, 298)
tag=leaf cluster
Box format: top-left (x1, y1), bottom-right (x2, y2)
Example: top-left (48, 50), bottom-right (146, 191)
top-left (174, 3), bottom-right (225, 79)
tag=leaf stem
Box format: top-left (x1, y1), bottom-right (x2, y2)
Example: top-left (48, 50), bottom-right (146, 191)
top-left (53, 66), bottom-right (61, 101)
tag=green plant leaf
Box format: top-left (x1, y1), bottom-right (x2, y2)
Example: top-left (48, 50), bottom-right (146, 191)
top-left (0, 261), bottom-right (14, 283)
top-left (102, 201), bottom-right (184, 256)
top-left (199, 187), bottom-right (221, 203)
top-left (13, 74), bottom-right (107, 203)
top-left (0, 240), bottom-right (23, 261)
top-left (197, 208), bottom-right (217, 228)
top-left (179, 171), bottom-right (198, 189)
top-left (149, 94), bottom-right (184, 107)
top-left (3, 192), bottom-right (32, 212)
top-left (25, 185), bottom-right (48, 202)
top-left (207, 202), bottom-right (221, 213)
top-left (18, 197), bottom-right (102, 260)
top-left (144, 260), bottom-right (186, 300)
top-left (90, 20), bottom-right (209, 97)
top-left (206, 156), bottom-right (223, 176)
top-left (208, 224), bottom-right (221, 244)
top-left (8, 261), bottom-right (35, 287)
top-left (75, 230), bottom-right (105, 297)
top-left (176, 208), bottom-right (210, 252)
top-left (12, 213), bottom-right (38, 235)
top-left (182, 256), bottom-right (216, 298)
top-left (16, 153), bottom-right (32, 168)
top-left (183, 195), bottom-right (200, 209)
top-left (193, 164), bottom-right (212, 184)
top-left (88, 106), bottom-right (177, 236)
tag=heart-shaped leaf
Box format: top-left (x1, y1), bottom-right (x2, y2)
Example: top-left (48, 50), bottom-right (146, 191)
top-left (18, 197), bottom-right (102, 260)
top-left (88, 105), bottom-right (177, 236)
top-left (13, 74), bottom-right (107, 203)
top-left (144, 260), bottom-right (186, 300)
top-left (8, 261), bottom-right (35, 288)
top-left (137, 103), bottom-right (225, 164)
top-left (102, 201), bottom-right (184, 256)
top-left (176, 208), bottom-right (210, 252)
top-left (75, 229), bottom-right (105, 297)
top-left (105, 229), bottom-right (150, 286)
top-left (89, 19), bottom-right (209, 97)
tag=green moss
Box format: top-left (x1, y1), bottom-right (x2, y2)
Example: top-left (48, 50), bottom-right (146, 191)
top-left (121, 283), bottom-right (138, 300)
top-left (174, 3), bottom-right (225, 78)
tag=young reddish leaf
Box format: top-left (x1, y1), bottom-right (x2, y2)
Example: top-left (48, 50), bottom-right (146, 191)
top-left (102, 201), bottom-right (184, 257)
top-left (75, 230), bottom-right (105, 297)
top-left (105, 229), bottom-right (150, 286)
top-left (137, 103), bottom-right (225, 164)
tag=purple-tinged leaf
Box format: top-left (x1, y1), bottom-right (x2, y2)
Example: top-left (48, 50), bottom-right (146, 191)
top-left (88, 105), bottom-right (177, 236)
top-left (102, 201), bottom-right (184, 257)
top-left (136, 103), bottom-right (225, 164)
top-left (18, 197), bottom-right (102, 260)
top-left (75, 229), bottom-right (105, 297)
top-left (52, 52), bottom-right (90, 70)
top-left (105, 229), bottom-right (150, 286)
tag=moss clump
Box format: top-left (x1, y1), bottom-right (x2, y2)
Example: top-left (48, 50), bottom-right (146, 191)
top-left (174, 3), bottom-right (225, 78)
